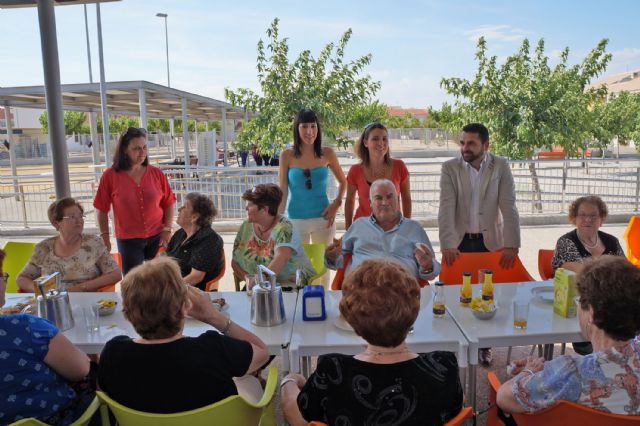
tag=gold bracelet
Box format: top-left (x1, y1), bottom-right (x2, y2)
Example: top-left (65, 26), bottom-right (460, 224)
top-left (221, 318), bottom-right (233, 334)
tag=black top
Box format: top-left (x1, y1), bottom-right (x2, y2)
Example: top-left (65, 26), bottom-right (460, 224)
top-left (552, 229), bottom-right (624, 270)
top-left (98, 332), bottom-right (252, 413)
top-left (298, 352), bottom-right (463, 426)
top-left (166, 226), bottom-right (224, 290)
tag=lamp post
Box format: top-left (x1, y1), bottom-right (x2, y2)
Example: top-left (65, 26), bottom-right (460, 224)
top-left (156, 12), bottom-right (170, 87)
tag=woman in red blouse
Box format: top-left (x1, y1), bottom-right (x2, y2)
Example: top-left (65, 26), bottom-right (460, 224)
top-left (94, 127), bottom-right (176, 275)
top-left (344, 122), bottom-right (411, 229)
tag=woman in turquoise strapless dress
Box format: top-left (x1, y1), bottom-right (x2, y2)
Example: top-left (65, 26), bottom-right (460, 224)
top-left (278, 108), bottom-right (346, 287)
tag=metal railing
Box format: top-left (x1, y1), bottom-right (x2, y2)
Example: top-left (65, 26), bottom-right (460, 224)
top-left (1, 158), bottom-right (639, 229)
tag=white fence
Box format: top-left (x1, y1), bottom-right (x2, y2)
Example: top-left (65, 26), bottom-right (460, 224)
top-left (1, 158), bottom-right (639, 229)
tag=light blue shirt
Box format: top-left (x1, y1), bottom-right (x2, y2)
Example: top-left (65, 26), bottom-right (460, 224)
top-left (326, 215), bottom-right (440, 281)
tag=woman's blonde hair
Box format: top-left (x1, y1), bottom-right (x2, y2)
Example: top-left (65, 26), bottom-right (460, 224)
top-left (121, 257), bottom-right (188, 340)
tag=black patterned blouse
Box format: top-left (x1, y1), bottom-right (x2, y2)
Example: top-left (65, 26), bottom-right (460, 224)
top-left (166, 226), bottom-right (224, 290)
top-left (297, 352), bottom-right (463, 426)
top-left (551, 229), bottom-right (624, 270)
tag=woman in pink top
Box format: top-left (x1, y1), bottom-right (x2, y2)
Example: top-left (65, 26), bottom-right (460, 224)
top-left (344, 122), bottom-right (411, 229)
top-left (94, 127), bottom-right (176, 275)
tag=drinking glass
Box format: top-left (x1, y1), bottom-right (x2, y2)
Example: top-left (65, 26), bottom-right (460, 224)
top-left (513, 300), bottom-right (530, 329)
top-left (477, 268), bottom-right (487, 285)
top-left (245, 274), bottom-right (258, 297)
top-left (84, 305), bottom-right (100, 333)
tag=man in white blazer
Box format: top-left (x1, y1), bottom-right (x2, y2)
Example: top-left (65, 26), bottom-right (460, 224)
top-left (439, 123), bottom-right (521, 267)
top-left (438, 123), bottom-right (521, 365)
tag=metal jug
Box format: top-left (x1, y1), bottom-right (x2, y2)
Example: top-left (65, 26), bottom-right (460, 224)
top-left (36, 272), bottom-right (74, 331)
top-left (250, 265), bottom-right (286, 326)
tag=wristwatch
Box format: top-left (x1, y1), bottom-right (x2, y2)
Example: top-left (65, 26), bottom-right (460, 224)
top-left (1, 272), bottom-right (8, 281)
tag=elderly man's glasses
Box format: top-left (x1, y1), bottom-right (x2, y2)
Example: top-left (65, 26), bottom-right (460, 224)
top-left (303, 169), bottom-right (312, 190)
top-left (61, 214), bottom-right (86, 221)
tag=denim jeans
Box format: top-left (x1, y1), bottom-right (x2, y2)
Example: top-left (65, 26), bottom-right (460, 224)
top-left (116, 233), bottom-right (161, 275)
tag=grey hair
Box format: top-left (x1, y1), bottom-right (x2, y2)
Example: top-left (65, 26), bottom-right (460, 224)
top-left (369, 178), bottom-right (397, 200)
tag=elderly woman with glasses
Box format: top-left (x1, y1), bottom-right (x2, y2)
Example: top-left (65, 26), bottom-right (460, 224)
top-left (552, 195), bottom-right (624, 274)
top-left (166, 192), bottom-right (224, 290)
top-left (232, 183), bottom-right (316, 288)
top-left (344, 122), bottom-right (411, 230)
top-left (282, 259), bottom-right (463, 425)
top-left (278, 108), bottom-right (346, 286)
top-left (94, 127), bottom-right (176, 275)
top-left (498, 256), bottom-right (640, 416)
top-left (16, 198), bottom-right (120, 292)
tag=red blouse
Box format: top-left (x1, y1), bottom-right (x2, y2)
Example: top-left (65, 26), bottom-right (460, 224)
top-left (346, 159), bottom-right (409, 220)
top-left (93, 165), bottom-right (176, 239)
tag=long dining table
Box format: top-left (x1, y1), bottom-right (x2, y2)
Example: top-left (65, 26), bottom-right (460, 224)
top-left (3, 281), bottom-right (585, 415)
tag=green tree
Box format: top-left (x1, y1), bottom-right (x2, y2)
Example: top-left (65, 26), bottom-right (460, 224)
top-left (40, 111), bottom-right (90, 134)
top-left (441, 37), bottom-right (611, 211)
top-left (225, 18), bottom-right (380, 155)
top-left (424, 103), bottom-right (461, 133)
top-left (387, 112), bottom-right (422, 129)
top-left (590, 91), bottom-right (640, 152)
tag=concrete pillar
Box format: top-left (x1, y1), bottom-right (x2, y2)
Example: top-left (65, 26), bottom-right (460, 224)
top-left (221, 108), bottom-right (228, 167)
top-left (4, 104), bottom-right (19, 195)
top-left (138, 88), bottom-right (147, 129)
top-left (36, 0), bottom-right (70, 199)
top-left (96, 2), bottom-right (111, 168)
top-left (181, 98), bottom-right (189, 171)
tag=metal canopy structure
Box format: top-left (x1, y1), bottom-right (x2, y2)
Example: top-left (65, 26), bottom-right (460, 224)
top-left (0, 80), bottom-right (246, 121)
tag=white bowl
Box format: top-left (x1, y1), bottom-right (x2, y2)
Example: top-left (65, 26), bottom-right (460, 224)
top-left (96, 301), bottom-right (117, 316)
top-left (471, 307), bottom-right (497, 320)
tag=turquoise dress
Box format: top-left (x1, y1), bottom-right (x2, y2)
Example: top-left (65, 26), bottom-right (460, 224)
top-left (287, 167), bottom-right (329, 219)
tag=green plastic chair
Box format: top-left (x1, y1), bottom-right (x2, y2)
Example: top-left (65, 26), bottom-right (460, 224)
top-left (9, 396), bottom-right (101, 425)
top-left (303, 243), bottom-right (327, 284)
top-left (2, 241), bottom-right (36, 293)
top-left (97, 367), bottom-right (278, 426)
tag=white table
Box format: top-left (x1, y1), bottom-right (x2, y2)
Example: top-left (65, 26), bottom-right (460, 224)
top-left (289, 287), bottom-right (469, 382)
top-left (4, 291), bottom-right (299, 370)
top-left (442, 281), bottom-right (584, 410)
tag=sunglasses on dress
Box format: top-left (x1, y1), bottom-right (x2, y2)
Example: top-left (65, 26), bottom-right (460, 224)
top-left (303, 169), bottom-right (312, 190)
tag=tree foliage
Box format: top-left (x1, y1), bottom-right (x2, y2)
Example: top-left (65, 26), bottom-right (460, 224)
top-left (347, 101), bottom-right (389, 130)
top-left (590, 91), bottom-right (640, 150)
top-left (225, 18), bottom-right (380, 155)
top-left (39, 111), bottom-right (89, 134)
top-left (441, 37), bottom-right (611, 159)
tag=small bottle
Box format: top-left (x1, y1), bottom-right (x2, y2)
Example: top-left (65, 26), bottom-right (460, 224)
top-left (433, 281), bottom-right (446, 318)
top-left (460, 272), bottom-right (472, 306)
top-left (482, 269), bottom-right (494, 301)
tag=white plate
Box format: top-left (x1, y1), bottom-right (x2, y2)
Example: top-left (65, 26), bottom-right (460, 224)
top-left (531, 286), bottom-right (554, 303)
top-left (334, 316), bottom-right (355, 332)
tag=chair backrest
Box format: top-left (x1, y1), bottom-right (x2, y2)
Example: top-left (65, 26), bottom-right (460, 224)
top-left (2, 241), bottom-right (37, 293)
top-left (331, 252), bottom-right (429, 290)
top-left (625, 216), bottom-right (640, 266)
top-left (306, 407), bottom-right (472, 426)
top-left (205, 252), bottom-right (226, 291)
top-left (9, 396), bottom-right (101, 426)
top-left (303, 243), bottom-right (327, 283)
top-left (439, 252), bottom-right (534, 284)
top-left (538, 249), bottom-right (555, 280)
top-left (487, 372), bottom-right (640, 426)
top-left (97, 367), bottom-right (278, 426)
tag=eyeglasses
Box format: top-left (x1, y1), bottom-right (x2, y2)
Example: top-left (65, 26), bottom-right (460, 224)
top-left (576, 213), bottom-right (600, 221)
top-left (61, 214), bottom-right (86, 221)
top-left (303, 169), bottom-right (312, 190)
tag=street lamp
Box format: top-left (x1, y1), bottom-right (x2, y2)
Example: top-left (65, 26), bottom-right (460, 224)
top-left (156, 12), bottom-right (170, 87)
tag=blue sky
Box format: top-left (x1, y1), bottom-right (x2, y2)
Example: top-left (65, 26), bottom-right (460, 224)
top-left (1, 0), bottom-right (639, 109)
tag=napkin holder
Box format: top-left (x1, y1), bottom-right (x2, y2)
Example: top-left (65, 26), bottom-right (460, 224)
top-left (302, 285), bottom-right (326, 321)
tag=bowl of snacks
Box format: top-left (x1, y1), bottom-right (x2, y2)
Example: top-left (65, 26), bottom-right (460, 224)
top-left (96, 299), bottom-right (117, 316)
top-left (470, 297), bottom-right (497, 320)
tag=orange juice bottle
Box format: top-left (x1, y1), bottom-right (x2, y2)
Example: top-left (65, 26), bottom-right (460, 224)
top-left (432, 281), bottom-right (446, 317)
top-left (460, 272), bottom-right (472, 306)
top-left (482, 269), bottom-right (494, 301)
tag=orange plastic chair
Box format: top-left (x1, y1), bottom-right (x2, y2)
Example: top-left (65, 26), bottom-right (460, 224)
top-left (537, 249), bottom-right (555, 280)
top-left (624, 216), bottom-right (640, 266)
top-left (205, 253), bottom-right (226, 292)
top-left (487, 372), bottom-right (640, 426)
top-left (308, 407), bottom-right (472, 426)
top-left (331, 253), bottom-right (428, 290)
top-left (439, 252), bottom-right (534, 285)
